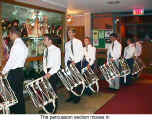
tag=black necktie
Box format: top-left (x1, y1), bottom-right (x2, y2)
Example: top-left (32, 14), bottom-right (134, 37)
top-left (71, 40), bottom-right (74, 55)
top-left (112, 42), bottom-right (114, 50)
top-left (86, 46), bottom-right (88, 52)
top-left (109, 42), bottom-right (114, 58)
top-left (45, 48), bottom-right (48, 66)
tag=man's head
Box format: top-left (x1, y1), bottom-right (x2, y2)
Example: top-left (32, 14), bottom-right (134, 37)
top-left (127, 38), bottom-right (134, 45)
top-left (84, 37), bottom-right (91, 46)
top-left (9, 27), bottom-right (21, 42)
top-left (110, 33), bottom-right (118, 42)
top-left (68, 28), bottom-right (76, 40)
top-left (134, 35), bottom-right (140, 42)
top-left (12, 19), bottom-right (19, 27)
top-left (43, 34), bottom-right (54, 47)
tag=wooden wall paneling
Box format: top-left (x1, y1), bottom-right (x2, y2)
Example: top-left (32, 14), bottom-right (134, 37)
top-left (67, 26), bottom-right (85, 41)
top-left (141, 42), bottom-right (152, 66)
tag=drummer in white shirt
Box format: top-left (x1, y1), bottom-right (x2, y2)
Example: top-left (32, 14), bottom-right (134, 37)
top-left (64, 29), bottom-right (84, 104)
top-left (64, 29), bottom-right (84, 72)
top-left (40, 34), bottom-right (61, 113)
top-left (134, 38), bottom-right (142, 58)
top-left (107, 33), bottom-right (122, 91)
top-left (83, 37), bottom-right (96, 70)
top-left (82, 37), bottom-right (96, 96)
top-left (134, 36), bottom-right (145, 79)
top-left (2, 27), bottom-right (28, 114)
top-left (124, 38), bottom-right (136, 85)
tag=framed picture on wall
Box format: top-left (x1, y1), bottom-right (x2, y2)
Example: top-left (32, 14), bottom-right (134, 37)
top-left (93, 30), bottom-right (99, 46)
top-left (105, 30), bottom-right (113, 43)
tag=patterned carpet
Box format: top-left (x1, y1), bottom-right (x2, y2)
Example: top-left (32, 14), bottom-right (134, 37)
top-left (25, 91), bottom-right (115, 114)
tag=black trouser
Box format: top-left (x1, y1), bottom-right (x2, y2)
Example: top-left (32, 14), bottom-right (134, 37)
top-left (41, 69), bottom-right (59, 113)
top-left (81, 59), bottom-right (95, 70)
top-left (67, 61), bottom-right (82, 72)
top-left (7, 68), bottom-right (25, 114)
top-left (126, 58), bottom-right (134, 85)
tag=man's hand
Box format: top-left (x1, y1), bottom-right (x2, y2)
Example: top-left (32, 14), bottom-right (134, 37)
top-left (110, 58), bottom-right (115, 62)
top-left (87, 64), bottom-right (91, 70)
top-left (0, 72), bottom-right (3, 77)
top-left (71, 61), bottom-right (75, 65)
top-left (44, 73), bottom-right (51, 80)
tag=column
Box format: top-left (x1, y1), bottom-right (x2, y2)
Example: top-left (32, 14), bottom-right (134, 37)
top-left (84, 12), bottom-right (91, 37)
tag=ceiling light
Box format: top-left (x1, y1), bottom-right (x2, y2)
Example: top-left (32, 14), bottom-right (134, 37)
top-left (107, 0), bottom-right (120, 5)
top-left (66, 15), bottom-right (72, 22)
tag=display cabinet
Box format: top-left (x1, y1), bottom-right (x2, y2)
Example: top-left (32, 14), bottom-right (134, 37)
top-left (0, 1), bottom-right (65, 79)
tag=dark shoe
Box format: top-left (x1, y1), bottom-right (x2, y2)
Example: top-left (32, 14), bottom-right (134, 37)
top-left (108, 88), bottom-right (119, 91)
top-left (108, 88), bottom-right (114, 90)
top-left (113, 89), bottom-right (119, 91)
top-left (38, 109), bottom-right (46, 114)
top-left (85, 88), bottom-right (93, 96)
top-left (87, 92), bottom-right (93, 96)
top-left (73, 98), bottom-right (80, 104)
top-left (66, 97), bottom-right (73, 102)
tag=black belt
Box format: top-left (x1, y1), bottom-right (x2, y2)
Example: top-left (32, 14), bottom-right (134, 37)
top-left (11, 67), bottom-right (23, 71)
top-left (9, 67), bottom-right (24, 73)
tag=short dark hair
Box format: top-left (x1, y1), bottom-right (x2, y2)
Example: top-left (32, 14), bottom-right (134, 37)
top-left (84, 36), bottom-right (90, 40)
top-left (12, 19), bottom-right (19, 24)
top-left (68, 28), bottom-right (76, 33)
top-left (9, 27), bottom-right (21, 36)
top-left (127, 38), bottom-right (135, 43)
top-left (43, 34), bottom-right (55, 43)
top-left (110, 33), bottom-right (118, 38)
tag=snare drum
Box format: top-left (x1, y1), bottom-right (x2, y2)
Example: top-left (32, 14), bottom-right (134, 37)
top-left (25, 77), bottom-right (57, 114)
top-left (132, 58), bottom-right (144, 75)
top-left (118, 57), bottom-right (131, 77)
top-left (0, 75), bottom-right (18, 114)
top-left (99, 60), bottom-right (120, 82)
top-left (57, 64), bottom-right (86, 96)
top-left (81, 67), bottom-right (100, 93)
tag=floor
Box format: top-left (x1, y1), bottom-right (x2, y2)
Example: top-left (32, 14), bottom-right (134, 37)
top-left (95, 73), bottom-right (152, 114)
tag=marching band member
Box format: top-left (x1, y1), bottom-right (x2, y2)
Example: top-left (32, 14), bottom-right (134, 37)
top-left (107, 33), bottom-right (122, 91)
top-left (134, 36), bottom-right (144, 79)
top-left (134, 37), bottom-right (142, 59)
top-left (83, 37), bottom-right (96, 96)
top-left (65, 29), bottom-right (84, 104)
top-left (41, 34), bottom-right (61, 113)
top-left (2, 27), bottom-right (28, 114)
top-left (83, 37), bottom-right (96, 70)
top-left (124, 38), bottom-right (136, 85)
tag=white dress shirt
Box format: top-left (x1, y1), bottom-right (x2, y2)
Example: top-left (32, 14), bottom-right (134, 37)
top-left (135, 41), bottom-right (142, 57)
top-left (43, 44), bottom-right (61, 75)
top-left (64, 38), bottom-right (84, 66)
top-left (84, 44), bottom-right (96, 66)
top-left (2, 38), bottom-right (28, 74)
top-left (124, 44), bottom-right (136, 59)
top-left (107, 40), bottom-right (122, 61)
